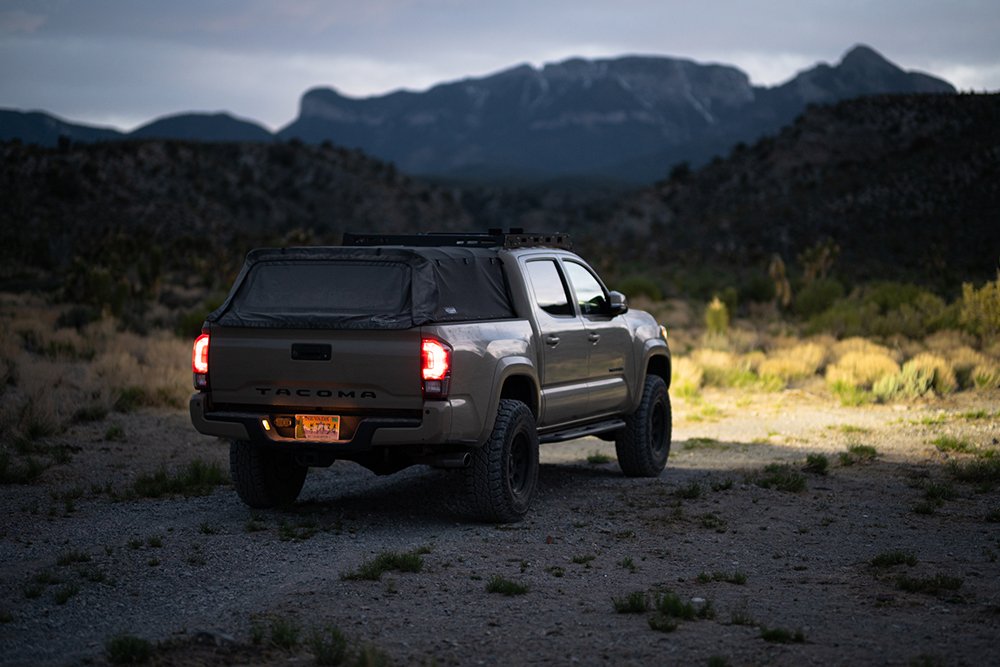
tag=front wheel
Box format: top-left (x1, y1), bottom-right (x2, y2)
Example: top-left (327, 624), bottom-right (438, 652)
top-left (229, 440), bottom-right (308, 508)
top-left (615, 375), bottom-right (672, 477)
top-left (463, 399), bottom-right (539, 523)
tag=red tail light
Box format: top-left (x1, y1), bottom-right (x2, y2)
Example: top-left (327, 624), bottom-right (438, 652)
top-left (421, 338), bottom-right (451, 399)
top-left (192, 333), bottom-right (210, 389)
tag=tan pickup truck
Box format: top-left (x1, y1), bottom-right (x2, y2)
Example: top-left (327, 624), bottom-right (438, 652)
top-left (190, 231), bottom-right (671, 522)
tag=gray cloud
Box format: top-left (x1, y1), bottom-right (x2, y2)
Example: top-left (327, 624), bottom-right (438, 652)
top-left (0, 0), bottom-right (997, 130)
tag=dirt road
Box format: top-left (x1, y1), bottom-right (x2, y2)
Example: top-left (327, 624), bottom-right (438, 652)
top-left (2, 388), bottom-right (998, 665)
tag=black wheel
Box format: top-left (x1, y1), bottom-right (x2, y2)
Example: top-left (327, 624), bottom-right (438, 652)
top-left (463, 399), bottom-right (539, 523)
top-left (229, 440), bottom-right (308, 508)
top-left (615, 375), bottom-right (671, 477)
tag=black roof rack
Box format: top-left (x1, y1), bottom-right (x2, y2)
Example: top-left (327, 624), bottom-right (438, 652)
top-left (342, 229), bottom-right (572, 250)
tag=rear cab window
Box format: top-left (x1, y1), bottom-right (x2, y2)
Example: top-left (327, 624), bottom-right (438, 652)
top-left (524, 259), bottom-right (575, 317)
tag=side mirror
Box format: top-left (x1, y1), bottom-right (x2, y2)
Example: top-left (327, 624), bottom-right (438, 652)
top-left (608, 291), bottom-right (628, 316)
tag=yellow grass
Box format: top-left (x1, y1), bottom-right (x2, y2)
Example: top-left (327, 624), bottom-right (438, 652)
top-left (902, 353), bottom-right (957, 395)
top-left (758, 343), bottom-right (827, 382)
top-left (825, 351), bottom-right (901, 389)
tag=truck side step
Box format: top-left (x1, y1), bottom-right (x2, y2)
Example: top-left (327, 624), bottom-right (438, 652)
top-left (539, 419), bottom-right (625, 444)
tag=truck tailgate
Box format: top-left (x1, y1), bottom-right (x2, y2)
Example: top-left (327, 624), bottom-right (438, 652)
top-left (208, 327), bottom-right (423, 411)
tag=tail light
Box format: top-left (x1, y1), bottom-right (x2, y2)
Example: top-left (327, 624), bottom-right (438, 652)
top-left (192, 332), bottom-right (210, 390)
top-left (421, 338), bottom-right (451, 399)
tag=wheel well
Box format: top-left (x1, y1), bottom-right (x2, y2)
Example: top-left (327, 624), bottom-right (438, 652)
top-left (499, 375), bottom-right (539, 419)
top-left (647, 354), bottom-right (671, 389)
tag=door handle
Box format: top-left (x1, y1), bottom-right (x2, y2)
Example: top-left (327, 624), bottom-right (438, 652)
top-left (588, 333), bottom-right (601, 343)
top-left (545, 334), bottom-right (560, 346)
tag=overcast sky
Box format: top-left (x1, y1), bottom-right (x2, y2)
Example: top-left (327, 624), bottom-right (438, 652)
top-left (1, 0), bottom-right (998, 132)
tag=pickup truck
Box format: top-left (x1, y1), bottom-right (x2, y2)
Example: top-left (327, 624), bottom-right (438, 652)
top-left (190, 231), bottom-right (671, 522)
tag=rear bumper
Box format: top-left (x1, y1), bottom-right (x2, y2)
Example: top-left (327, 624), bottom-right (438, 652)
top-left (189, 393), bottom-right (460, 451)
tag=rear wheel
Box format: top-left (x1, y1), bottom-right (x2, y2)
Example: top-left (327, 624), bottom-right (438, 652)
top-left (463, 399), bottom-right (539, 523)
top-left (229, 440), bottom-right (308, 508)
top-left (615, 375), bottom-right (671, 477)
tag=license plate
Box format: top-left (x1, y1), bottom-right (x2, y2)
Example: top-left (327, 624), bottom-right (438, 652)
top-left (294, 415), bottom-right (340, 441)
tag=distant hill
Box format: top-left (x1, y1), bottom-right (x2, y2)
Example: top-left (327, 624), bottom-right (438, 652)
top-left (130, 112), bottom-right (274, 142)
top-left (280, 45), bottom-right (954, 183)
top-left (0, 109), bottom-right (124, 146)
top-left (606, 93), bottom-right (1000, 290)
top-left (0, 45), bottom-right (955, 184)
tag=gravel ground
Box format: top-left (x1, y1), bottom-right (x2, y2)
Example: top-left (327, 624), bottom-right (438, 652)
top-left (2, 387), bottom-right (999, 665)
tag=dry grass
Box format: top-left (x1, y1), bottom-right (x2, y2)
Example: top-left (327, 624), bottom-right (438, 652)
top-left (825, 351), bottom-right (901, 389)
top-left (829, 337), bottom-right (900, 363)
top-left (758, 342), bottom-right (826, 383)
top-left (902, 353), bottom-right (958, 395)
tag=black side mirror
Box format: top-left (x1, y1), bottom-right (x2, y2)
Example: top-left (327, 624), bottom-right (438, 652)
top-left (608, 291), bottom-right (628, 316)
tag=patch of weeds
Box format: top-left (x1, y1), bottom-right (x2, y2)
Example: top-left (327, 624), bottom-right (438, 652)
top-left (896, 574), bottom-right (963, 596)
top-left (839, 444), bottom-right (879, 466)
top-left (106, 634), bottom-right (153, 664)
top-left (486, 575), bottom-right (529, 596)
top-left (546, 566), bottom-right (565, 577)
top-left (697, 570), bottom-right (747, 585)
top-left (932, 436), bottom-right (977, 455)
top-left (308, 626), bottom-right (348, 666)
top-left (683, 437), bottom-right (725, 451)
top-left (760, 626), bottom-right (806, 644)
top-left (614, 530), bottom-right (636, 540)
top-left (132, 460), bottom-right (227, 498)
top-left (674, 481), bottom-right (702, 499)
top-left (960, 410), bottom-right (999, 420)
top-left (249, 619), bottom-right (266, 645)
top-left (279, 519), bottom-right (318, 542)
top-left (147, 558), bottom-right (160, 567)
top-left (341, 549), bottom-right (425, 581)
top-left (749, 464), bottom-right (806, 493)
top-left (836, 424), bottom-right (871, 434)
top-left (710, 478), bottom-right (733, 492)
top-left (104, 424), bottom-right (126, 442)
top-left (113, 387), bottom-right (146, 413)
top-left (870, 550), bottom-right (918, 568)
top-left (23, 583), bottom-right (43, 599)
top-left (198, 522), bottom-right (218, 535)
top-left (923, 481), bottom-right (958, 505)
top-left (831, 381), bottom-right (873, 406)
top-left (612, 591), bottom-right (649, 614)
top-left (146, 535), bottom-right (163, 548)
top-left (654, 590), bottom-right (714, 621)
top-left (571, 554), bottom-right (596, 566)
top-left (699, 513), bottom-right (728, 533)
top-left (707, 657), bottom-right (731, 667)
top-left (0, 610), bottom-right (12, 623)
top-left (53, 583), bottom-right (80, 605)
top-left (947, 458), bottom-right (1000, 490)
top-left (245, 515), bottom-right (267, 532)
top-left (78, 565), bottom-right (106, 583)
top-left (803, 454), bottom-right (829, 475)
top-left (56, 549), bottom-right (90, 566)
top-left (985, 508), bottom-right (1000, 523)
top-left (647, 613), bottom-right (678, 633)
top-left (730, 601), bottom-right (755, 626)
top-left (915, 414), bottom-right (949, 426)
top-left (127, 538), bottom-right (143, 550)
top-left (268, 617), bottom-right (301, 650)
top-left (72, 404), bottom-right (108, 423)
top-left (586, 451), bottom-right (613, 464)
top-left (354, 644), bottom-right (392, 667)
top-left (619, 557), bottom-right (637, 573)
top-left (186, 546), bottom-right (206, 566)
top-left (912, 501), bottom-right (938, 515)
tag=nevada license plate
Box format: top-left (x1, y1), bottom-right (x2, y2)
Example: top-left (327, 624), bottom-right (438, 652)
top-left (294, 415), bottom-right (341, 441)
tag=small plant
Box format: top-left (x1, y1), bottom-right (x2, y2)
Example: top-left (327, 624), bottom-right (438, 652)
top-left (730, 601), bottom-right (755, 626)
top-left (683, 437), bottom-right (724, 450)
top-left (612, 591), bottom-right (649, 614)
top-left (750, 464), bottom-right (806, 493)
top-left (342, 549), bottom-right (425, 581)
top-left (674, 481), bottom-right (702, 499)
top-left (56, 549), bottom-right (91, 566)
top-left (106, 633), bottom-right (153, 664)
top-left (131, 460), bottom-right (227, 498)
top-left (896, 574), bottom-right (963, 595)
top-left (803, 454), bottom-right (829, 475)
top-left (486, 575), bottom-right (529, 596)
top-left (839, 444), bottom-right (878, 466)
top-left (985, 508), bottom-right (1000, 523)
top-left (245, 515), bottom-right (267, 532)
top-left (127, 538), bottom-right (142, 550)
top-left (870, 550), bottom-right (918, 568)
top-left (653, 590), bottom-right (714, 621)
top-left (269, 617), bottom-right (301, 649)
top-left (699, 513), bottom-right (728, 533)
top-left (619, 557), bottom-right (637, 573)
top-left (760, 626), bottom-right (806, 644)
top-left (571, 554), bottom-right (595, 566)
top-left (546, 566), bottom-right (565, 577)
top-left (146, 535), bottom-right (163, 548)
top-left (947, 457), bottom-right (1000, 489)
top-left (53, 583), bottom-right (80, 605)
top-left (932, 436), bottom-right (977, 455)
top-left (586, 451), bottom-right (613, 464)
top-left (697, 570), bottom-right (747, 585)
top-left (710, 478), bottom-right (734, 492)
top-left (647, 613), bottom-right (678, 633)
top-left (198, 522), bottom-right (218, 535)
top-left (104, 424), bottom-right (126, 442)
top-left (309, 625), bottom-right (348, 666)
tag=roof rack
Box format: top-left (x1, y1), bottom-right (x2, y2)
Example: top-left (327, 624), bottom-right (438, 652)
top-left (342, 229), bottom-right (573, 250)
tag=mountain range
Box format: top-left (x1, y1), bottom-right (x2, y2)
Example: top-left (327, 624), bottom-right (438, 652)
top-left (0, 45), bottom-right (954, 183)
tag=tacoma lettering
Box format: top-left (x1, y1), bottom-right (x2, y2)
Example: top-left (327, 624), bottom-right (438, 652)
top-left (255, 387), bottom-right (377, 398)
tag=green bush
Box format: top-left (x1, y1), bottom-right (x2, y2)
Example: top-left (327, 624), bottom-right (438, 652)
top-left (794, 278), bottom-right (844, 318)
top-left (617, 275), bottom-right (663, 301)
top-left (807, 282), bottom-right (956, 338)
top-left (704, 297), bottom-right (729, 336)
top-left (960, 276), bottom-right (1000, 339)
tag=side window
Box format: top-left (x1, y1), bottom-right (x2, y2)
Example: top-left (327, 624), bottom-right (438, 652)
top-left (563, 261), bottom-right (608, 315)
top-left (525, 260), bottom-right (575, 317)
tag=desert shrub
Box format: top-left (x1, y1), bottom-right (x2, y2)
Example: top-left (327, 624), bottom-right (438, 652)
top-left (808, 282), bottom-right (956, 338)
top-left (959, 276), bottom-right (1000, 339)
top-left (758, 343), bottom-right (826, 382)
top-left (738, 272), bottom-right (775, 304)
top-left (829, 337), bottom-right (897, 363)
top-left (826, 351), bottom-right (900, 390)
top-left (704, 297), bottom-right (729, 336)
top-left (947, 346), bottom-right (988, 388)
top-left (617, 275), bottom-right (663, 301)
top-left (794, 278), bottom-right (844, 318)
top-left (671, 357), bottom-right (703, 397)
top-left (971, 363), bottom-right (1000, 389)
top-left (903, 353), bottom-right (957, 395)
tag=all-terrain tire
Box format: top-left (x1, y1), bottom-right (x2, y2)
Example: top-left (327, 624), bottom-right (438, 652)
top-left (615, 375), bottom-right (671, 477)
top-left (229, 440), bottom-right (308, 508)
top-left (463, 399), bottom-right (539, 523)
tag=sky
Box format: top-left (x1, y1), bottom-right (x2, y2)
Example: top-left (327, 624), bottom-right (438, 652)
top-left (1, 0), bottom-right (998, 132)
